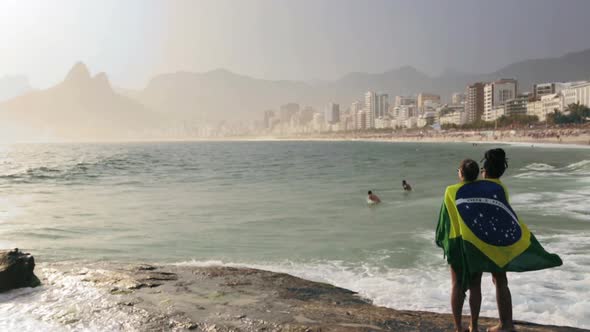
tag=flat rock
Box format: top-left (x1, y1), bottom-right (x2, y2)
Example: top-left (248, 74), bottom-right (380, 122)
top-left (47, 263), bottom-right (587, 332)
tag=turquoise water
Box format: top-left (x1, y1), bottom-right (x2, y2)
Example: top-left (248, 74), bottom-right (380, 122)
top-left (0, 141), bottom-right (589, 330)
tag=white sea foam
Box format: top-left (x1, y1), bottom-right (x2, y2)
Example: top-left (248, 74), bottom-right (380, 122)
top-left (512, 188), bottom-right (590, 221)
top-left (176, 231), bottom-right (590, 329)
top-left (0, 267), bottom-right (143, 332)
top-left (521, 163), bottom-right (556, 171)
top-left (515, 159), bottom-right (590, 179)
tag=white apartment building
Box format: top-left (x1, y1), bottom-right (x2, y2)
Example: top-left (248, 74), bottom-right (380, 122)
top-left (375, 117), bottom-right (391, 129)
top-left (417, 111), bottom-right (437, 128)
top-left (534, 81), bottom-right (588, 100)
top-left (562, 88), bottom-right (577, 108)
top-left (561, 81), bottom-right (590, 110)
top-left (483, 79), bottom-right (517, 119)
top-left (541, 93), bottom-right (563, 116)
top-left (439, 112), bottom-right (457, 126)
top-left (483, 105), bottom-right (505, 122)
top-left (392, 105), bottom-right (411, 121)
top-left (404, 117), bottom-right (418, 129)
top-left (527, 99), bottom-right (545, 121)
top-left (350, 101), bottom-right (362, 129)
top-left (356, 110), bottom-right (368, 130)
top-left (312, 112), bottom-right (325, 132)
top-left (377, 94), bottom-right (389, 119)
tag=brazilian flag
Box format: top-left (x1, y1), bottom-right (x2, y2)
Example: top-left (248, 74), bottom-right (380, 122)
top-left (435, 179), bottom-right (562, 289)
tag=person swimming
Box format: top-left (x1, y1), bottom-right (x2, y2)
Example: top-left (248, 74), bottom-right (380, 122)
top-left (402, 180), bottom-right (412, 191)
top-left (367, 190), bottom-right (381, 204)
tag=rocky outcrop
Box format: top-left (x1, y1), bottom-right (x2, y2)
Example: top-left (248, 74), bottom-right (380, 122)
top-left (0, 248), bottom-right (40, 292)
top-left (47, 263), bottom-right (587, 332)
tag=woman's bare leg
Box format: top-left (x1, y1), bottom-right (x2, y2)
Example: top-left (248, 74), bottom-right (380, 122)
top-left (487, 272), bottom-right (515, 332)
top-left (468, 272), bottom-right (482, 331)
top-left (451, 267), bottom-right (466, 332)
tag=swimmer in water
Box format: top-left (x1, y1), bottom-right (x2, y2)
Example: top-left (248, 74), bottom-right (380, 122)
top-left (402, 180), bottom-right (412, 191)
top-left (367, 190), bottom-right (381, 204)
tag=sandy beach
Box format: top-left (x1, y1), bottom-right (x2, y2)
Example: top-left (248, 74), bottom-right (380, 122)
top-left (238, 127), bottom-right (590, 148)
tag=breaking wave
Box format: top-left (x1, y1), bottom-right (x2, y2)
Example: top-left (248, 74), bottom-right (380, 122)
top-left (175, 232), bottom-right (590, 330)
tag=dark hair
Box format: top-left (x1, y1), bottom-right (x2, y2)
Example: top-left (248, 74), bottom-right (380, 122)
top-left (368, 190), bottom-right (372, 195)
top-left (402, 180), bottom-right (407, 184)
top-left (459, 159), bottom-right (479, 182)
top-left (482, 148), bottom-right (508, 178)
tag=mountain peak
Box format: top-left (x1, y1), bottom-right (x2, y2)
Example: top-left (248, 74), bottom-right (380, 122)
top-left (92, 72), bottom-right (111, 90)
top-left (208, 68), bottom-right (233, 75)
top-left (64, 62), bottom-right (91, 83)
top-left (387, 65), bottom-right (423, 75)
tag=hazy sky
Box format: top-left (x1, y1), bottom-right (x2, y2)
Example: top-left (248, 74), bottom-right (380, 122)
top-left (2, 0), bottom-right (590, 88)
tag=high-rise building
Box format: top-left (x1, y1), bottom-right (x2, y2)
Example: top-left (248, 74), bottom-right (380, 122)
top-left (350, 101), bottom-right (362, 130)
top-left (325, 102), bottom-right (340, 124)
top-left (299, 106), bottom-right (315, 125)
top-left (356, 110), bottom-right (368, 130)
top-left (364, 91), bottom-right (377, 128)
top-left (312, 112), bottom-right (325, 132)
top-left (451, 92), bottom-right (466, 105)
top-left (465, 82), bottom-right (485, 123)
top-left (279, 103), bottom-right (300, 123)
top-left (263, 110), bottom-right (275, 129)
top-left (417, 93), bottom-right (441, 109)
top-left (483, 79), bottom-right (517, 119)
top-left (377, 94), bottom-right (389, 118)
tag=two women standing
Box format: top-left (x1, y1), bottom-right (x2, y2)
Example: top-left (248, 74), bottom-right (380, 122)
top-left (436, 148), bottom-right (562, 332)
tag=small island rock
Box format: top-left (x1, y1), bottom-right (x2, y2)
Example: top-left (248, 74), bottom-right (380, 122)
top-left (0, 248), bottom-right (41, 292)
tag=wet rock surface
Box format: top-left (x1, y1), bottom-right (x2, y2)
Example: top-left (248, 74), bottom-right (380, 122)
top-left (0, 248), bottom-right (40, 292)
top-left (47, 263), bottom-right (586, 332)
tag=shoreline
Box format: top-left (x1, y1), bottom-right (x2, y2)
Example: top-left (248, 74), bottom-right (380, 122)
top-left (22, 262), bottom-right (587, 332)
top-left (246, 127), bottom-right (590, 148)
top-left (4, 128), bottom-right (590, 148)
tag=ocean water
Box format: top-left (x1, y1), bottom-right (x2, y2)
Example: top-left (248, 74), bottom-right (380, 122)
top-left (0, 141), bottom-right (588, 330)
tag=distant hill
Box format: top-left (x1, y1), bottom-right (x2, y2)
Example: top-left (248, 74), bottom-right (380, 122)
top-left (0, 75), bottom-right (31, 102)
top-left (135, 69), bottom-right (319, 122)
top-left (0, 62), bottom-right (160, 141)
top-left (129, 48), bottom-right (590, 121)
top-left (2, 47), bottom-right (590, 140)
top-left (476, 48), bottom-right (590, 92)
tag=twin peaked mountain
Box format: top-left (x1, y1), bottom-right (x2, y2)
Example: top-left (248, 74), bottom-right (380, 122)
top-left (1, 48), bottom-right (590, 140)
top-left (0, 62), bottom-right (159, 140)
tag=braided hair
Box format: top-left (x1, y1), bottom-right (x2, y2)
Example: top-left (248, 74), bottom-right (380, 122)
top-left (482, 148), bottom-right (508, 178)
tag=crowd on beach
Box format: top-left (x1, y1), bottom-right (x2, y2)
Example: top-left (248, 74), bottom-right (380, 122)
top-left (281, 124), bottom-right (590, 145)
top-left (379, 126), bottom-right (590, 144)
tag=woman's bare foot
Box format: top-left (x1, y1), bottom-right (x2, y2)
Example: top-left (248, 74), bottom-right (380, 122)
top-left (486, 323), bottom-right (516, 332)
top-left (454, 326), bottom-right (469, 332)
top-left (469, 324), bottom-right (479, 332)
